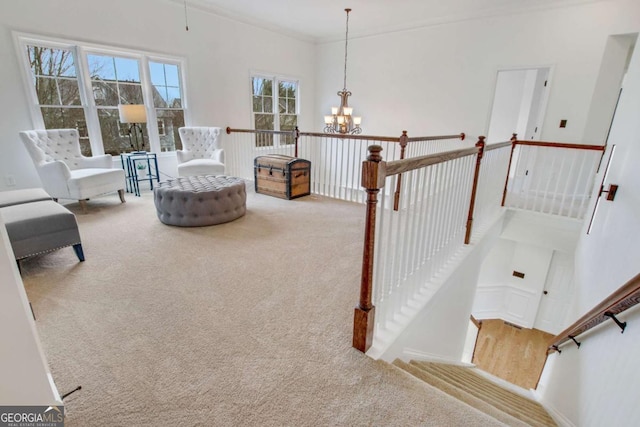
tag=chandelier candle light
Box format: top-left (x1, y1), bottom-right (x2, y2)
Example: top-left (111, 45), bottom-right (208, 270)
top-left (324, 8), bottom-right (362, 135)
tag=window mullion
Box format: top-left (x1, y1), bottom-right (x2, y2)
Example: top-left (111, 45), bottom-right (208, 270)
top-left (273, 77), bottom-right (280, 146)
top-left (140, 55), bottom-right (160, 152)
top-left (75, 45), bottom-right (105, 156)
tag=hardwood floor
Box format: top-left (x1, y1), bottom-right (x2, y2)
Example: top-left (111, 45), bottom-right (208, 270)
top-left (472, 319), bottom-right (553, 390)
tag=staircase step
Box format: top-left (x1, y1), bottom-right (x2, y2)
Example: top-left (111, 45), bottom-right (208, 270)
top-left (411, 361), bottom-right (545, 416)
top-left (410, 361), bottom-right (556, 426)
top-left (394, 360), bottom-right (557, 426)
top-left (392, 360), bottom-right (530, 427)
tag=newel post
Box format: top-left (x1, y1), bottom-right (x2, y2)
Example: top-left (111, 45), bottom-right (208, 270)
top-left (393, 131), bottom-right (409, 211)
top-left (464, 136), bottom-right (485, 244)
top-left (294, 126), bottom-right (300, 158)
top-left (353, 145), bottom-right (386, 353)
top-left (501, 133), bottom-right (518, 207)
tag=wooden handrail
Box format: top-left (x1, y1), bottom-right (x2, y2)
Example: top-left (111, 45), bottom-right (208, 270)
top-left (226, 126), bottom-right (294, 136)
top-left (226, 127), bottom-right (466, 144)
top-left (385, 146), bottom-right (479, 176)
top-left (405, 132), bottom-right (465, 142)
top-left (514, 140), bottom-right (605, 152)
top-left (547, 272), bottom-right (640, 354)
top-left (485, 140), bottom-right (512, 152)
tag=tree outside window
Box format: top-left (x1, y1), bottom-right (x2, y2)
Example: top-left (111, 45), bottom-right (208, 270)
top-left (21, 37), bottom-right (187, 157)
top-left (88, 54), bottom-right (146, 155)
top-left (27, 45), bottom-right (92, 156)
top-left (251, 76), bottom-right (298, 147)
top-left (150, 61), bottom-right (184, 151)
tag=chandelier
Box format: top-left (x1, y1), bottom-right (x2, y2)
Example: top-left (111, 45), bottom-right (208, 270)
top-left (324, 8), bottom-right (362, 135)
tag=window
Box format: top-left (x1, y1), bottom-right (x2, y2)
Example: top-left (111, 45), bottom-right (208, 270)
top-left (88, 53), bottom-right (146, 154)
top-left (19, 35), bottom-right (187, 156)
top-left (26, 45), bottom-right (91, 155)
top-left (149, 61), bottom-right (184, 151)
top-left (251, 75), bottom-right (298, 147)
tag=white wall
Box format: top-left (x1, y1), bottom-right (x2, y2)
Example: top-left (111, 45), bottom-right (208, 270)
top-left (581, 33), bottom-right (637, 145)
top-left (487, 69), bottom-right (528, 142)
top-left (538, 34), bottom-right (640, 427)
top-left (316, 0), bottom-right (640, 144)
top-left (472, 210), bottom-right (581, 330)
top-left (378, 213), bottom-right (505, 363)
top-left (0, 0), bottom-right (316, 191)
top-left (0, 216), bottom-right (61, 406)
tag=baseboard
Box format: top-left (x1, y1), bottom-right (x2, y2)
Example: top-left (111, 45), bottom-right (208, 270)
top-left (531, 389), bottom-right (577, 427)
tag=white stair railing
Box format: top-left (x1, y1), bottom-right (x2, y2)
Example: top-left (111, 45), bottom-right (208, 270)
top-left (224, 129), bottom-right (607, 355)
top-left (467, 140), bottom-right (513, 242)
top-left (224, 127), bottom-right (467, 204)
top-left (373, 153), bottom-right (477, 334)
top-left (503, 140), bottom-right (606, 219)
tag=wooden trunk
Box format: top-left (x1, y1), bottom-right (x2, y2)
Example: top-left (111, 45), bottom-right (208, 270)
top-left (254, 155), bottom-right (311, 200)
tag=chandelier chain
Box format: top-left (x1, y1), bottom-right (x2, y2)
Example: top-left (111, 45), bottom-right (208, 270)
top-left (343, 8), bottom-right (351, 91)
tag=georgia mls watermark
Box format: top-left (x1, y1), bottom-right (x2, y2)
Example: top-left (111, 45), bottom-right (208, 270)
top-left (0, 406), bottom-right (64, 427)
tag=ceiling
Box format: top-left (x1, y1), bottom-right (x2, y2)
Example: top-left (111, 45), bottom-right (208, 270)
top-left (180, 0), bottom-right (604, 42)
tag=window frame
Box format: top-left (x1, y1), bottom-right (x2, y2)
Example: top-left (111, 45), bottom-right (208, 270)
top-left (14, 32), bottom-right (189, 157)
top-left (250, 72), bottom-right (299, 148)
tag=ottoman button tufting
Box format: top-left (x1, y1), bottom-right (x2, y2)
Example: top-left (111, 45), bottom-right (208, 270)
top-left (153, 175), bottom-right (246, 227)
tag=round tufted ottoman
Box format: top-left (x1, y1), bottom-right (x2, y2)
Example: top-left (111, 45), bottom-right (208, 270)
top-left (153, 175), bottom-right (246, 226)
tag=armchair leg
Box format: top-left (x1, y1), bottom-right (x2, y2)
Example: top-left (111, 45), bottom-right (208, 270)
top-left (78, 199), bottom-right (88, 214)
top-left (118, 189), bottom-right (126, 203)
top-left (72, 244), bottom-right (85, 262)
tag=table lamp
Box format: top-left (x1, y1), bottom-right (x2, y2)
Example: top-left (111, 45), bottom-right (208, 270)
top-left (118, 104), bottom-right (148, 152)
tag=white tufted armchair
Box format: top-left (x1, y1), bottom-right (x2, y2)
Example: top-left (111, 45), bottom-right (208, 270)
top-left (176, 127), bottom-right (225, 177)
top-left (19, 129), bottom-right (126, 211)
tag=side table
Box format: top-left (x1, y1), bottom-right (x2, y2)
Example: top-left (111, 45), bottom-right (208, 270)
top-left (120, 152), bottom-right (160, 197)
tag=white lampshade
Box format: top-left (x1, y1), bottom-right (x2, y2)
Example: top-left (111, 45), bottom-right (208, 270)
top-left (331, 107), bottom-right (339, 115)
top-left (337, 116), bottom-right (345, 124)
top-left (118, 104), bottom-right (147, 123)
top-left (353, 116), bottom-right (362, 126)
top-left (324, 115), bottom-right (333, 125)
top-left (343, 107), bottom-right (353, 116)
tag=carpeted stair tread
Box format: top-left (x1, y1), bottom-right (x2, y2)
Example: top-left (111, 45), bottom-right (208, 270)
top-left (411, 361), bottom-right (546, 415)
top-left (412, 362), bottom-right (556, 426)
top-left (411, 362), bottom-right (549, 426)
top-left (398, 361), bottom-right (556, 426)
top-left (418, 361), bottom-right (552, 419)
top-left (410, 361), bottom-right (546, 413)
top-left (409, 362), bottom-right (555, 426)
top-left (392, 360), bottom-right (530, 427)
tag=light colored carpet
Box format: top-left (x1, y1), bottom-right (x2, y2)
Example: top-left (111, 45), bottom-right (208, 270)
top-left (394, 360), bottom-right (557, 426)
top-left (20, 183), bottom-right (505, 426)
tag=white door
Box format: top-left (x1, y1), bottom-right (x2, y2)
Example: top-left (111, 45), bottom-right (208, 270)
top-left (534, 250), bottom-right (575, 334)
top-left (502, 242), bottom-right (553, 328)
top-left (487, 67), bottom-right (550, 143)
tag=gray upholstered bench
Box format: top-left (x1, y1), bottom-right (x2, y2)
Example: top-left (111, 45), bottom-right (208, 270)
top-left (0, 191), bottom-right (84, 262)
top-left (153, 175), bottom-right (246, 227)
top-left (0, 188), bottom-right (52, 208)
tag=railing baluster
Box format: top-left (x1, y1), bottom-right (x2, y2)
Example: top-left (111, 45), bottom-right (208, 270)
top-left (557, 150), bottom-right (578, 216)
top-left (229, 128), bottom-right (613, 353)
